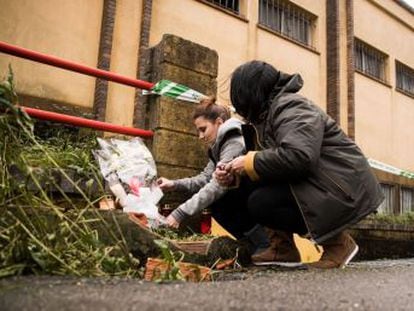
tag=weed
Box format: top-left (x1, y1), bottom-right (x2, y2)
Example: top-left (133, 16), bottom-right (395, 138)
top-left (367, 212), bottom-right (414, 225)
top-left (153, 227), bottom-right (215, 241)
top-left (151, 239), bottom-right (185, 282)
top-left (0, 67), bottom-right (140, 278)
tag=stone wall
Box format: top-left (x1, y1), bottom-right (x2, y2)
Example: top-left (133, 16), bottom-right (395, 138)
top-left (350, 220), bottom-right (414, 260)
top-left (140, 34), bottom-right (218, 204)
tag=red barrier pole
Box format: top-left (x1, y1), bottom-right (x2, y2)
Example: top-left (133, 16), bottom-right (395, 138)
top-left (0, 41), bottom-right (155, 90)
top-left (22, 107), bottom-right (154, 138)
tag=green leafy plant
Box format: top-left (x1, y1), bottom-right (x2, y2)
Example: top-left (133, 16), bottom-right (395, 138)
top-left (152, 239), bottom-right (185, 282)
top-left (367, 212), bottom-right (414, 225)
top-left (153, 227), bottom-right (215, 241)
top-left (0, 66), bottom-right (140, 278)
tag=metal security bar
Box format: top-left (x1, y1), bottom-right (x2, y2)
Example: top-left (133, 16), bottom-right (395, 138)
top-left (354, 39), bottom-right (387, 82)
top-left (396, 61), bottom-right (414, 96)
top-left (259, 0), bottom-right (314, 47)
top-left (400, 187), bottom-right (414, 213)
top-left (0, 41), bottom-right (154, 138)
top-left (205, 0), bottom-right (239, 14)
top-left (378, 183), bottom-right (396, 214)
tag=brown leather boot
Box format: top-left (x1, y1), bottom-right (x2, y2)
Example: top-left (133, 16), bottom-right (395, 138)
top-left (251, 229), bottom-right (302, 267)
top-left (308, 232), bottom-right (358, 269)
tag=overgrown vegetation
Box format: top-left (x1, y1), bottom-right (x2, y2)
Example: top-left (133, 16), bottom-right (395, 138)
top-left (367, 212), bottom-right (414, 225)
top-left (0, 67), bottom-right (140, 278)
top-left (153, 227), bottom-right (215, 241)
top-left (149, 239), bottom-right (211, 283)
top-left (22, 126), bottom-right (98, 178)
top-left (152, 239), bottom-right (185, 282)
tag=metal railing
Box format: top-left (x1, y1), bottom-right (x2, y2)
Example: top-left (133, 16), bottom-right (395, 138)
top-left (0, 41), bottom-right (154, 138)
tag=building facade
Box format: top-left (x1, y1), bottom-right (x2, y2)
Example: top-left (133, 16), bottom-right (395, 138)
top-left (1, 0), bottom-right (413, 214)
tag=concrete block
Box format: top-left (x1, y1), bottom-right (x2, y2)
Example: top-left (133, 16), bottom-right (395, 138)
top-left (151, 63), bottom-right (217, 96)
top-left (157, 163), bottom-right (201, 180)
top-left (148, 97), bottom-right (198, 134)
top-left (153, 34), bottom-right (218, 77)
top-left (152, 129), bottom-right (208, 169)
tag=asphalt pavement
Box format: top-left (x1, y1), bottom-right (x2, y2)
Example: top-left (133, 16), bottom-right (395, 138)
top-left (1, 259), bottom-right (414, 311)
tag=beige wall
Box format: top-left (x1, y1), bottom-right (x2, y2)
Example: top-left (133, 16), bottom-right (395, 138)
top-left (355, 76), bottom-right (393, 159)
top-left (354, 0), bottom-right (414, 170)
top-left (0, 0), bottom-right (103, 109)
top-left (150, 0), bottom-right (249, 103)
top-left (2, 0), bottom-right (414, 173)
top-left (105, 0), bottom-right (142, 127)
top-left (150, 0), bottom-right (326, 108)
top-left (256, 32), bottom-right (324, 108)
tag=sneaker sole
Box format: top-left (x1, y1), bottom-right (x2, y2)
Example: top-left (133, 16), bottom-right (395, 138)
top-left (340, 244), bottom-right (359, 269)
top-left (253, 261), bottom-right (303, 267)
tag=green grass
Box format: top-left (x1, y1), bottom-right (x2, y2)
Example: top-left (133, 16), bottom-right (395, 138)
top-left (153, 227), bottom-right (215, 241)
top-left (0, 67), bottom-right (141, 278)
top-left (367, 212), bottom-right (414, 225)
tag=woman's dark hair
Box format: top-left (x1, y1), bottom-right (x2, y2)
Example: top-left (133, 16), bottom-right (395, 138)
top-left (192, 97), bottom-right (230, 122)
top-left (230, 60), bottom-right (280, 122)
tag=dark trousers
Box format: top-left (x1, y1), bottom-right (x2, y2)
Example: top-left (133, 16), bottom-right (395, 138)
top-left (210, 178), bottom-right (257, 239)
top-left (247, 183), bottom-right (308, 235)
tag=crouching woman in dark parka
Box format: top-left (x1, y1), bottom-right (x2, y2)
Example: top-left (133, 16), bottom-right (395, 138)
top-left (216, 60), bottom-right (384, 269)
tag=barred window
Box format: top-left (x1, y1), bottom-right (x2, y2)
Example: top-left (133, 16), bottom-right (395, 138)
top-left (378, 184), bottom-right (396, 214)
top-left (204, 0), bottom-right (239, 14)
top-left (354, 39), bottom-right (387, 82)
top-left (400, 187), bottom-right (414, 214)
top-left (259, 0), bottom-right (315, 47)
top-left (396, 61), bottom-right (414, 96)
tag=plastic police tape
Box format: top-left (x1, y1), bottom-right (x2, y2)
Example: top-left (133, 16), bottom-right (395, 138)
top-left (368, 158), bottom-right (414, 179)
top-left (142, 79), bottom-right (207, 103)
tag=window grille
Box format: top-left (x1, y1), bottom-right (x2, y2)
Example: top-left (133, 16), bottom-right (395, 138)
top-left (400, 187), bottom-right (414, 214)
top-left (377, 184), bottom-right (396, 214)
top-left (259, 0), bottom-right (314, 47)
top-left (396, 61), bottom-right (414, 96)
top-left (204, 0), bottom-right (239, 14)
top-left (354, 39), bottom-right (387, 82)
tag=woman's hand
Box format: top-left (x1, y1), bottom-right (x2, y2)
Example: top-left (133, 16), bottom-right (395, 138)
top-left (165, 214), bottom-right (180, 229)
top-left (157, 177), bottom-right (175, 192)
top-left (214, 163), bottom-right (234, 187)
top-left (225, 156), bottom-right (246, 176)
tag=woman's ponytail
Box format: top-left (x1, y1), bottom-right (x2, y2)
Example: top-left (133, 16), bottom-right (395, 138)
top-left (193, 97), bottom-right (230, 122)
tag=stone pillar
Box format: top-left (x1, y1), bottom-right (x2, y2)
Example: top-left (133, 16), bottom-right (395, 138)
top-left (142, 34), bottom-right (218, 202)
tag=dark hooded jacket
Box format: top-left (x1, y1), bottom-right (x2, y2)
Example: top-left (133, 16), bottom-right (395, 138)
top-left (243, 72), bottom-right (384, 243)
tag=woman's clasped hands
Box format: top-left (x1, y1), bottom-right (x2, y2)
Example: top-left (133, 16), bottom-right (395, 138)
top-left (214, 155), bottom-right (246, 187)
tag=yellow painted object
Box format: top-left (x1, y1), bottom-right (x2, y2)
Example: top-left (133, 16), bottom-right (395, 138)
top-left (211, 218), bottom-right (322, 263)
top-left (211, 218), bottom-right (236, 239)
top-left (294, 234), bottom-right (322, 263)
